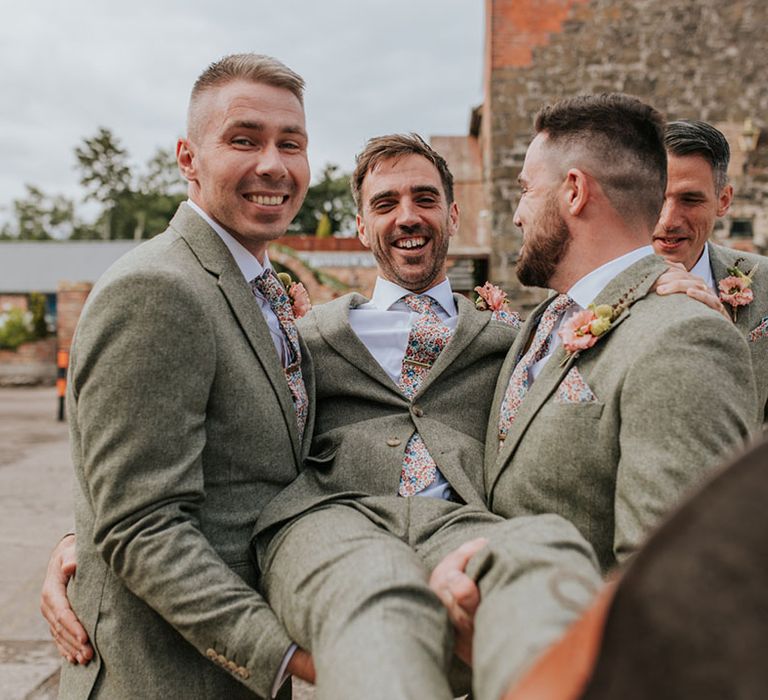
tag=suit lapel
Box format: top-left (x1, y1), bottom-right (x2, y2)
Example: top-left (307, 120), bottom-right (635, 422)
top-left (708, 242), bottom-right (759, 332)
top-left (170, 204), bottom-right (303, 464)
top-left (487, 255), bottom-right (667, 498)
top-left (415, 294), bottom-right (491, 396)
top-left (483, 295), bottom-right (551, 477)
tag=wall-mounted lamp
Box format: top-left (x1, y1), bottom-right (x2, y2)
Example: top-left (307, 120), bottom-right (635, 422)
top-left (739, 118), bottom-right (761, 154)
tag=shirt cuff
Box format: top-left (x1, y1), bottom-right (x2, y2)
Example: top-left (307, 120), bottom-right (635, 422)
top-left (271, 643), bottom-right (297, 698)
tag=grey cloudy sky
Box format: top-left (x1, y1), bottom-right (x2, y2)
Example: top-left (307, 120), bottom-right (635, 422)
top-left (0, 1), bottom-right (484, 219)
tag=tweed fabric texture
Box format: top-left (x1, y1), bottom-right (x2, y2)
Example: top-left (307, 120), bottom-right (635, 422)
top-left (497, 293), bottom-right (575, 443)
top-left (708, 243), bottom-right (768, 420)
top-left (60, 204), bottom-right (309, 699)
top-left (251, 270), bottom-right (308, 440)
top-left (486, 255), bottom-right (759, 573)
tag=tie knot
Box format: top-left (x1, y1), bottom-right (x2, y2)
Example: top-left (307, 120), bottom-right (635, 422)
top-left (251, 270), bottom-right (286, 305)
top-left (402, 294), bottom-right (439, 316)
top-left (549, 293), bottom-right (576, 316)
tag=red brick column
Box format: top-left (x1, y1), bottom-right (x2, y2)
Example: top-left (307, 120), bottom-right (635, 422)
top-left (56, 282), bottom-right (92, 354)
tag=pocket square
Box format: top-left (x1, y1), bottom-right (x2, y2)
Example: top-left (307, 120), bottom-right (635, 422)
top-left (555, 367), bottom-right (598, 404)
top-left (748, 317), bottom-right (768, 343)
top-left (491, 308), bottom-right (522, 329)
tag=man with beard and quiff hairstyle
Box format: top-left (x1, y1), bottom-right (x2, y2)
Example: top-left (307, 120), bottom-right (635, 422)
top-left (483, 94), bottom-right (758, 573)
top-left (653, 119), bottom-right (768, 418)
top-left (253, 133), bottom-right (603, 700)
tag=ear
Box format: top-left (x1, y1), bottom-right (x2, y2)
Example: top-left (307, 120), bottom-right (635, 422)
top-left (716, 183), bottom-right (733, 217)
top-left (176, 138), bottom-right (196, 181)
top-left (563, 168), bottom-right (589, 216)
top-left (356, 213), bottom-right (370, 249)
top-left (447, 201), bottom-right (460, 238)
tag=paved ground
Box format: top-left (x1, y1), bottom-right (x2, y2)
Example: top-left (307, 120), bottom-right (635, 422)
top-left (0, 387), bottom-right (316, 699)
top-left (0, 387), bottom-right (70, 699)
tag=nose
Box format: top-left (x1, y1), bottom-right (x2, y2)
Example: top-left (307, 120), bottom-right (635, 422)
top-left (254, 142), bottom-right (288, 180)
top-left (395, 199), bottom-right (421, 230)
top-left (657, 198), bottom-right (680, 233)
top-left (513, 201), bottom-right (522, 228)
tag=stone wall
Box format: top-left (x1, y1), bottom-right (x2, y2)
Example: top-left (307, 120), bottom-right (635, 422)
top-left (484, 0), bottom-right (768, 309)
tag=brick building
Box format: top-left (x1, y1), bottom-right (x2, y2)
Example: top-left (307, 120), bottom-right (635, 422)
top-left (436, 0), bottom-right (768, 310)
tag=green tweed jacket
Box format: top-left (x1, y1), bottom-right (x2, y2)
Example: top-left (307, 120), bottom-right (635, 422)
top-left (485, 255), bottom-right (758, 574)
top-left (708, 242), bottom-right (768, 419)
top-left (255, 292), bottom-right (517, 537)
top-left (59, 204), bottom-right (314, 699)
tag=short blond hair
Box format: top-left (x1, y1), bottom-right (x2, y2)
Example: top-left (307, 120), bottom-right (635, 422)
top-left (187, 54), bottom-right (305, 136)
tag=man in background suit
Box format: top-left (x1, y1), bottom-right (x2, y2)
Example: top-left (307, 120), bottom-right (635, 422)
top-left (54, 54), bottom-right (316, 698)
top-left (652, 119), bottom-right (768, 417)
top-left (255, 133), bottom-right (603, 700)
top-left (431, 95), bottom-right (758, 690)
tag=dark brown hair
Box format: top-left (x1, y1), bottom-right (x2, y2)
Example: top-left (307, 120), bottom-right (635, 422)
top-left (534, 93), bottom-right (667, 228)
top-left (351, 133), bottom-right (454, 212)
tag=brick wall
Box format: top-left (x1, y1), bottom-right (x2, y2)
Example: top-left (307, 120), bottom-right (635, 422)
top-left (484, 0), bottom-right (768, 309)
top-left (56, 282), bottom-right (92, 354)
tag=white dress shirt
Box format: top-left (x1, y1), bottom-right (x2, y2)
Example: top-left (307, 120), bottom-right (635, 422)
top-left (186, 200), bottom-right (292, 366)
top-left (530, 245), bottom-right (655, 380)
top-left (690, 243), bottom-right (717, 294)
top-left (349, 277), bottom-right (459, 500)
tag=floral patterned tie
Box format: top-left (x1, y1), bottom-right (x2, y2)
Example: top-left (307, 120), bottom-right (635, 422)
top-left (250, 270), bottom-right (308, 441)
top-left (397, 295), bottom-right (454, 497)
top-left (497, 293), bottom-right (575, 445)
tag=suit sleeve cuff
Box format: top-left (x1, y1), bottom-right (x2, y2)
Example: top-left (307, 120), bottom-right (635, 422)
top-left (271, 643), bottom-right (297, 698)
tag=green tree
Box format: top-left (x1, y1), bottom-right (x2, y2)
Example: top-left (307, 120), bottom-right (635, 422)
top-left (72, 130), bottom-right (185, 240)
top-left (289, 164), bottom-right (356, 235)
top-left (75, 127), bottom-right (132, 239)
top-left (1, 185), bottom-right (77, 240)
top-left (28, 292), bottom-right (49, 338)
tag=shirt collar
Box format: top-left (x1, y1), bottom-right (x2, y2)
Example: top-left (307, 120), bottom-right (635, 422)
top-left (690, 243), bottom-right (716, 292)
top-left (370, 276), bottom-right (457, 316)
top-left (567, 245), bottom-right (654, 309)
top-left (186, 199), bottom-right (271, 282)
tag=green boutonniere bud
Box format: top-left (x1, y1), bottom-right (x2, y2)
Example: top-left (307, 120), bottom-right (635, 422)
top-left (589, 316), bottom-right (612, 337)
top-left (593, 304), bottom-right (613, 319)
top-left (277, 272), bottom-right (293, 290)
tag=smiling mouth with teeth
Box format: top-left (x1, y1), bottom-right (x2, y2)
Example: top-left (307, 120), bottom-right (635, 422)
top-left (244, 194), bottom-right (288, 206)
top-left (393, 236), bottom-right (428, 250)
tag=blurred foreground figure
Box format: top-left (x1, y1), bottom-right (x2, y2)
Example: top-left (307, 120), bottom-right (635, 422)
top-left (503, 436), bottom-right (768, 700)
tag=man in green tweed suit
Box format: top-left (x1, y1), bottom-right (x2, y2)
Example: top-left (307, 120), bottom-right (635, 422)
top-left (432, 96), bottom-right (759, 681)
top-left (483, 97), bottom-right (758, 573)
top-left (652, 119), bottom-right (768, 419)
top-left (55, 54), bottom-right (318, 698)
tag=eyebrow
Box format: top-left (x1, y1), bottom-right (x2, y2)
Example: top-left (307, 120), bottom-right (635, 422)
top-left (228, 120), bottom-right (307, 137)
top-left (368, 185), bottom-right (441, 208)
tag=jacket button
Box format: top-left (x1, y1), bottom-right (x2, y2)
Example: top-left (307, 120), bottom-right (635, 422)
top-left (205, 648), bottom-right (217, 660)
top-left (412, 406), bottom-right (424, 417)
top-left (238, 667), bottom-right (251, 680)
top-left (386, 437), bottom-right (401, 447)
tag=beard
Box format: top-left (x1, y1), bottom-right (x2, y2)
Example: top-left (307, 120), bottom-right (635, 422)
top-left (516, 194), bottom-right (571, 288)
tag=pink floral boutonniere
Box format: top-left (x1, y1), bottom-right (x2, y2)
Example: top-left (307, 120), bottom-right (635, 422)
top-left (474, 282), bottom-right (521, 329)
top-left (557, 271), bottom-right (651, 365)
top-left (277, 272), bottom-right (312, 319)
top-left (558, 304), bottom-right (614, 363)
top-left (718, 260), bottom-right (757, 322)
